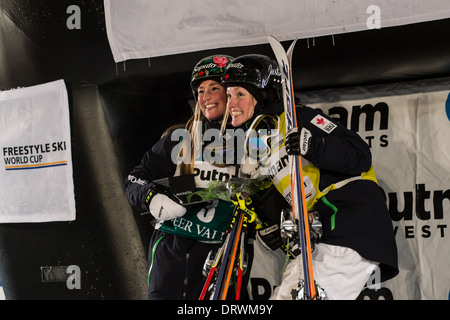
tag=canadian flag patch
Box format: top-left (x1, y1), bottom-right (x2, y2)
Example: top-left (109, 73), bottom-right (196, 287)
top-left (310, 115), bottom-right (337, 133)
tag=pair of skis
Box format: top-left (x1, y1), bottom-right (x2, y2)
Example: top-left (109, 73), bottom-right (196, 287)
top-left (268, 36), bottom-right (320, 300)
top-left (199, 192), bottom-right (256, 300)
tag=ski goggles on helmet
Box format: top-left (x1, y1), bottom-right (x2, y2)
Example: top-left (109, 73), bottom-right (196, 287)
top-left (244, 114), bottom-right (281, 162)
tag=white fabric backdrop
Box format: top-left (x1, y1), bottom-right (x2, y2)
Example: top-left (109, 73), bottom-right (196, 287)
top-left (0, 80), bottom-right (75, 223)
top-left (104, 0), bottom-right (450, 62)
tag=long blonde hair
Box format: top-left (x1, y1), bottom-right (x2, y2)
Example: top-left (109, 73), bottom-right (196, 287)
top-left (178, 101), bottom-right (205, 175)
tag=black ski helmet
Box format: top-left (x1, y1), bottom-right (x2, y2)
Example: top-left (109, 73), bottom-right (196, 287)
top-left (190, 55), bottom-right (234, 100)
top-left (221, 54), bottom-right (282, 105)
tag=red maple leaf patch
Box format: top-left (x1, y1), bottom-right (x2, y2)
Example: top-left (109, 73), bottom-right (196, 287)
top-left (316, 117), bottom-right (325, 125)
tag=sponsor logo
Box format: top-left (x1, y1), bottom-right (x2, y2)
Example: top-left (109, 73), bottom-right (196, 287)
top-left (193, 62), bottom-right (216, 73)
top-left (227, 62), bottom-right (244, 69)
top-left (262, 64), bottom-right (281, 88)
top-left (385, 183), bottom-right (449, 240)
top-left (319, 102), bottom-right (390, 148)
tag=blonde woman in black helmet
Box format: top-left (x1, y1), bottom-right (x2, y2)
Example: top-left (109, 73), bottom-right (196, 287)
top-left (124, 55), bottom-right (254, 299)
top-left (222, 54), bottom-right (398, 300)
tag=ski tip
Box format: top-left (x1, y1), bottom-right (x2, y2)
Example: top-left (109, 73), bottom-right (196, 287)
top-left (287, 38), bottom-right (298, 59)
top-left (268, 35), bottom-right (281, 44)
top-left (268, 35), bottom-right (283, 50)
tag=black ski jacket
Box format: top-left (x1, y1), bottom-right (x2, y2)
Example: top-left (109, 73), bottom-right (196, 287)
top-left (256, 100), bottom-right (399, 283)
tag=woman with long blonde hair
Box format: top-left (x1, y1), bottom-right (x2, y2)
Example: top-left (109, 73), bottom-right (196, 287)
top-left (125, 55), bottom-right (254, 300)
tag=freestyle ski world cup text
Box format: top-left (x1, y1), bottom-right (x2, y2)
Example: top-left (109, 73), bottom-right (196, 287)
top-left (2, 141), bottom-right (68, 170)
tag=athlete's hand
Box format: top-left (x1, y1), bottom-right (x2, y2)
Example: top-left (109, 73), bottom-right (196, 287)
top-left (256, 224), bottom-right (283, 251)
top-left (146, 187), bottom-right (186, 221)
top-left (285, 127), bottom-right (312, 156)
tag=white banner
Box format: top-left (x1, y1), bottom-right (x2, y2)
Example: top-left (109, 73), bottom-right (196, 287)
top-left (249, 78), bottom-right (450, 300)
top-left (0, 80), bottom-right (76, 223)
top-left (104, 0), bottom-right (450, 62)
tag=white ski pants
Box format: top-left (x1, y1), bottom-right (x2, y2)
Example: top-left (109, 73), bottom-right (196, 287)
top-left (271, 243), bottom-right (378, 300)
